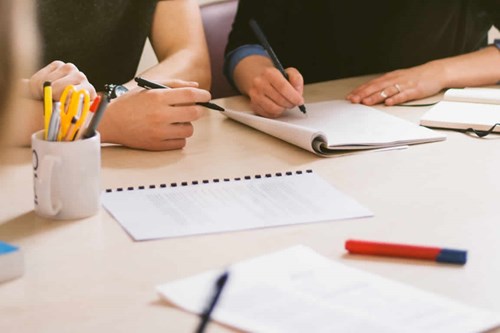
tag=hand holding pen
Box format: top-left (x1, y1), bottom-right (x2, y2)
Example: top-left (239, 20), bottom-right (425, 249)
top-left (134, 77), bottom-right (224, 111)
top-left (242, 19), bottom-right (306, 118)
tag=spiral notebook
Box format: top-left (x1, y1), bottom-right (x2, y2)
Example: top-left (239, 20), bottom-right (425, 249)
top-left (223, 100), bottom-right (445, 157)
top-left (101, 170), bottom-right (373, 241)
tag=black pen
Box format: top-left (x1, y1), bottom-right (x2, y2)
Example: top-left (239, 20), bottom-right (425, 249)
top-left (134, 77), bottom-right (225, 112)
top-left (249, 19), bottom-right (307, 114)
top-left (82, 92), bottom-right (109, 139)
top-left (195, 271), bottom-right (229, 333)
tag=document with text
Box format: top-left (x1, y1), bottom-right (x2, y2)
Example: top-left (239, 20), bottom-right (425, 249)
top-left (101, 171), bottom-right (372, 241)
top-left (157, 245), bottom-right (500, 333)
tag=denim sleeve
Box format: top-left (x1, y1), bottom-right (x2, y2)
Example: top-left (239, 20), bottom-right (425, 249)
top-left (223, 44), bottom-right (269, 89)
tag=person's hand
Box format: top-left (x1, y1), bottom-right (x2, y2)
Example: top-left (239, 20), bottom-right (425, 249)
top-left (346, 61), bottom-right (447, 106)
top-left (234, 56), bottom-right (304, 118)
top-left (246, 66), bottom-right (304, 118)
top-left (26, 60), bottom-right (97, 100)
top-left (99, 80), bottom-right (211, 151)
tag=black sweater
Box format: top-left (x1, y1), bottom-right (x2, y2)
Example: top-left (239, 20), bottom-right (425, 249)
top-left (225, 0), bottom-right (500, 84)
top-left (37, 0), bottom-right (158, 91)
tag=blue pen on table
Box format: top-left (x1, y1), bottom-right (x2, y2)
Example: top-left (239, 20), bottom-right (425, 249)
top-left (249, 18), bottom-right (307, 115)
top-left (195, 271), bottom-right (229, 333)
top-left (134, 77), bottom-right (225, 112)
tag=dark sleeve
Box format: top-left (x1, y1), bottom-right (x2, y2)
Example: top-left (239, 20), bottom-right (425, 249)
top-left (224, 0), bottom-right (262, 56)
top-left (481, 0), bottom-right (500, 30)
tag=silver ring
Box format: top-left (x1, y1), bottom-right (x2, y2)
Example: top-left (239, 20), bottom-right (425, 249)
top-left (394, 83), bottom-right (401, 93)
top-left (380, 90), bottom-right (388, 99)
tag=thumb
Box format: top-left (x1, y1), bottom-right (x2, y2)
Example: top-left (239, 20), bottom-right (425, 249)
top-left (285, 67), bottom-right (304, 95)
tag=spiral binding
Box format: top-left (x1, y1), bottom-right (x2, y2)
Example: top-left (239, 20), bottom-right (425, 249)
top-left (105, 169), bottom-right (313, 193)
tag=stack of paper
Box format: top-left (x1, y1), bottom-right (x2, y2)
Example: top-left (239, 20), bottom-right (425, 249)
top-left (421, 88), bottom-right (500, 132)
top-left (158, 245), bottom-right (500, 333)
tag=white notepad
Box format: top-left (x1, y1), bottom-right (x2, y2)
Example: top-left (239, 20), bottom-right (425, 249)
top-left (101, 170), bottom-right (372, 241)
top-left (421, 88), bottom-right (500, 132)
top-left (223, 100), bottom-right (446, 156)
top-left (157, 245), bottom-right (500, 333)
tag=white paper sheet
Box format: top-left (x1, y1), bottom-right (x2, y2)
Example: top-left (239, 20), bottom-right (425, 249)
top-left (224, 100), bottom-right (445, 156)
top-left (157, 245), bottom-right (500, 333)
top-left (102, 171), bottom-right (372, 241)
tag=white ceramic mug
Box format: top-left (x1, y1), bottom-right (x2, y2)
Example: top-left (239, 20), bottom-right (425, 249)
top-left (31, 130), bottom-right (101, 219)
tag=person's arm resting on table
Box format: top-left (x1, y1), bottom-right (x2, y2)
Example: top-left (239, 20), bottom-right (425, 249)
top-left (98, 0), bottom-right (212, 151)
top-left (346, 44), bottom-right (500, 106)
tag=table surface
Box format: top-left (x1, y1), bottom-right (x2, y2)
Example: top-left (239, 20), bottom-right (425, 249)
top-left (1, 76), bottom-right (500, 333)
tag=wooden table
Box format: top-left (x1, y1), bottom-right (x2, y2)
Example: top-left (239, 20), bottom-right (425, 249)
top-left (1, 76), bottom-right (500, 332)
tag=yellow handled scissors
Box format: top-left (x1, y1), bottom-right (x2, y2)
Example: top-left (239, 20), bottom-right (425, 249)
top-left (57, 85), bottom-right (90, 141)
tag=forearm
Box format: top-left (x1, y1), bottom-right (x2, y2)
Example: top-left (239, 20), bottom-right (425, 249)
top-left (131, 0), bottom-right (210, 90)
top-left (132, 48), bottom-right (210, 90)
top-left (441, 46), bottom-right (500, 88)
top-left (6, 98), bottom-right (43, 147)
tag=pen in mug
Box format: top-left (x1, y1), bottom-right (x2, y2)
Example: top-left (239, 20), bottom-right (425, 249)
top-left (47, 101), bottom-right (61, 141)
top-left (83, 92), bottom-right (109, 139)
top-left (134, 77), bottom-right (225, 112)
top-left (249, 19), bottom-right (307, 114)
top-left (43, 81), bottom-right (53, 140)
top-left (75, 94), bottom-right (102, 140)
top-left (63, 116), bottom-right (78, 141)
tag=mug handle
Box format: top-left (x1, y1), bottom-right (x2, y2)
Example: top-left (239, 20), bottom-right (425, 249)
top-left (36, 155), bottom-right (63, 216)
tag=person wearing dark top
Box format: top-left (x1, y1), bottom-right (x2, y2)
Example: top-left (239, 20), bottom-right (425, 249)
top-left (17, 0), bottom-right (211, 151)
top-left (224, 0), bottom-right (500, 118)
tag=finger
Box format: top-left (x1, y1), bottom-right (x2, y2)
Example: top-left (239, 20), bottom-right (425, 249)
top-left (385, 88), bottom-right (418, 106)
top-left (252, 94), bottom-right (287, 118)
top-left (28, 60), bottom-right (66, 99)
top-left (286, 67), bottom-right (304, 95)
top-left (50, 71), bottom-right (96, 99)
top-left (261, 81), bottom-right (296, 109)
top-left (267, 69), bottom-right (304, 106)
top-left (151, 87), bottom-right (211, 105)
top-left (347, 74), bottom-right (398, 103)
top-left (252, 101), bottom-right (280, 119)
top-left (153, 104), bottom-right (204, 124)
top-left (149, 122), bottom-right (195, 141)
top-left (361, 85), bottom-right (400, 105)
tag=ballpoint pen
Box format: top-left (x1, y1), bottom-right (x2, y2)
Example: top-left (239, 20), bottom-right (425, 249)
top-left (249, 19), bottom-right (307, 114)
top-left (195, 271), bottom-right (229, 333)
top-left (83, 92), bottom-right (109, 139)
top-left (134, 77), bottom-right (225, 112)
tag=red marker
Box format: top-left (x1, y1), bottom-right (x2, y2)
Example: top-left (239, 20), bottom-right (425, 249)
top-left (345, 239), bottom-right (467, 265)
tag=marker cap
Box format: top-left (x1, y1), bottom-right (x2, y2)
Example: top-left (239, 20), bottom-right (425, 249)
top-left (436, 248), bottom-right (467, 265)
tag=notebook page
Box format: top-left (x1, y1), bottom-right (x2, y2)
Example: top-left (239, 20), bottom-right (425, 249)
top-left (444, 88), bottom-right (500, 105)
top-left (157, 245), bottom-right (500, 333)
top-left (224, 100), bottom-right (445, 155)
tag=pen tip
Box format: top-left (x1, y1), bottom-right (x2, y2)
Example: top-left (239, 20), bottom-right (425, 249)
top-left (299, 104), bottom-right (307, 114)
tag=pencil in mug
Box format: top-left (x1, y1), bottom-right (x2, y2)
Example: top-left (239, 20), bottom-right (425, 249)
top-left (43, 81), bottom-right (53, 140)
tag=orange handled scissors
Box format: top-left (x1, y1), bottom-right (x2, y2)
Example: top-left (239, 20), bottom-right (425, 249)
top-left (57, 85), bottom-right (90, 141)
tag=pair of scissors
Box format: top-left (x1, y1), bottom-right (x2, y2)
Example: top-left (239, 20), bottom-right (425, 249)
top-left (57, 85), bottom-right (90, 141)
